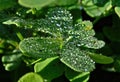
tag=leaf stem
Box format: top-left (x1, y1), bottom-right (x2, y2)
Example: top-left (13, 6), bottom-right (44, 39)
top-left (16, 32), bottom-right (24, 41)
top-left (93, 15), bottom-right (102, 25)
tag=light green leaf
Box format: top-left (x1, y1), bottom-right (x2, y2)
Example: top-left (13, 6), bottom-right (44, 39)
top-left (0, 0), bottom-right (16, 11)
top-left (51, 0), bottom-right (77, 6)
top-left (65, 67), bottom-right (90, 82)
top-left (89, 53), bottom-right (114, 64)
top-left (18, 72), bottom-right (43, 82)
top-left (60, 43), bottom-right (95, 72)
top-left (82, 0), bottom-right (111, 17)
top-left (34, 57), bottom-right (64, 81)
top-left (18, 0), bottom-right (55, 9)
top-left (115, 6), bottom-right (120, 18)
top-left (19, 37), bottom-right (63, 58)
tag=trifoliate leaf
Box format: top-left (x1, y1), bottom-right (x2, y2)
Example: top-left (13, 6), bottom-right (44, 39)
top-left (18, 72), bottom-right (43, 82)
top-left (19, 37), bottom-right (63, 58)
top-left (60, 42), bottom-right (95, 72)
top-left (34, 57), bottom-right (64, 81)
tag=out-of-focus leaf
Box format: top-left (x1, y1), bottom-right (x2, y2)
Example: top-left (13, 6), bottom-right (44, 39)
top-left (51, 0), bottom-right (77, 6)
top-left (82, 0), bottom-right (111, 17)
top-left (89, 53), bottom-right (114, 64)
top-left (0, 24), bottom-right (18, 41)
top-left (18, 72), bottom-right (43, 82)
top-left (60, 42), bottom-right (95, 72)
top-left (0, 0), bottom-right (16, 11)
top-left (2, 52), bottom-right (22, 71)
top-left (65, 67), bottom-right (90, 82)
top-left (103, 16), bottom-right (120, 42)
top-left (92, 0), bottom-right (109, 6)
top-left (115, 6), bottom-right (120, 18)
top-left (19, 37), bottom-right (63, 58)
top-left (114, 57), bottom-right (120, 72)
top-left (103, 27), bottom-right (120, 42)
top-left (34, 57), bottom-right (64, 81)
top-left (18, 0), bottom-right (55, 9)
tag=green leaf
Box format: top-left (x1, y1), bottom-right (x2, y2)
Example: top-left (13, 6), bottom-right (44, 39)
top-left (79, 37), bottom-right (105, 49)
top-left (3, 18), bottom-right (56, 35)
top-left (115, 6), bottom-right (120, 18)
top-left (60, 43), bottom-right (95, 72)
top-left (103, 16), bottom-right (120, 42)
top-left (69, 22), bottom-right (95, 39)
top-left (34, 57), bottom-right (64, 81)
top-left (18, 72), bottom-right (43, 82)
top-left (89, 53), bottom-right (114, 64)
top-left (114, 57), bottom-right (120, 72)
top-left (18, 0), bottom-right (55, 9)
top-left (82, 0), bottom-right (111, 17)
top-left (2, 52), bottom-right (22, 71)
top-left (92, 0), bottom-right (109, 6)
top-left (65, 67), bottom-right (90, 82)
top-left (51, 0), bottom-right (77, 6)
top-left (46, 8), bottom-right (73, 33)
top-left (0, 0), bottom-right (16, 11)
top-left (19, 37), bottom-right (63, 58)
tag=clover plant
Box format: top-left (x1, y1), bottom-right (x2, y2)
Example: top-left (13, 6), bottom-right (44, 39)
top-left (1, 0), bottom-right (119, 82)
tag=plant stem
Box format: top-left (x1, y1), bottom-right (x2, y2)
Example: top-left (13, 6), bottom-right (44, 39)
top-left (93, 15), bottom-right (102, 25)
top-left (16, 32), bottom-right (24, 41)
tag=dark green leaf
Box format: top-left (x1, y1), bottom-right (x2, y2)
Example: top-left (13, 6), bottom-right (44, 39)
top-left (2, 53), bottom-right (22, 71)
top-left (89, 53), bottom-right (114, 64)
top-left (46, 8), bottom-right (73, 33)
top-left (18, 72), bottom-right (43, 82)
top-left (69, 22), bottom-right (95, 39)
top-left (92, 0), bottom-right (109, 6)
top-left (65, 67), bottom-right (90, 82)
top-left (19, 37), bottom-right (63, 58)
top-left (103, 16), bottom-right (120, 42)
top-left (60, 43), bottom-right (95, 72)
top-left (114, 57), bottom-right (120, 72)
top-left (0, 0), bottom-right (16, 11)
top-left (34, 57), bottom-right (64, 81)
